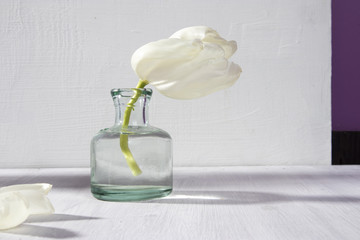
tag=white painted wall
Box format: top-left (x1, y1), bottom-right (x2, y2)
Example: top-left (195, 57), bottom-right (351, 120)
top-left (0, 0), bottom-right (331, 168)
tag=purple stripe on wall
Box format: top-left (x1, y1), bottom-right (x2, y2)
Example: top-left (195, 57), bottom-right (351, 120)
top-left (332, 0), bottom-right (360, 131)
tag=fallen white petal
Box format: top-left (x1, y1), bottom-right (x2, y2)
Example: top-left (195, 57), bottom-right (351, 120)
top-left (0, 192), bottom-right (29, 230)
top-left (0, 184), bottom-right (54, 230)
top-left (0, 183), bottom-right (52, 195)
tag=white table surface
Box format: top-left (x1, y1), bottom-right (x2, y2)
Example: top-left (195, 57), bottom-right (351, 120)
top-left (0, 166), bottom-right (360, 240)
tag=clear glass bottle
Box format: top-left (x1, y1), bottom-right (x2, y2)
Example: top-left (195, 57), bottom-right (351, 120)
top-left (91, 88), bottom-right (172, 201)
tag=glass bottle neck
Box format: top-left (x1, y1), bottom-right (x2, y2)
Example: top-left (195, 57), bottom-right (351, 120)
top-left (113, 93), bottom-right (151, 127)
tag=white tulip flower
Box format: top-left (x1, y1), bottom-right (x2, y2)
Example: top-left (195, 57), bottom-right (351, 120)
top-left (0, 184), bottom-right (54, 230)
top-left (122, 26), bottom-right (242, 176)
top-left (131, 26), bottom-right (242, 99)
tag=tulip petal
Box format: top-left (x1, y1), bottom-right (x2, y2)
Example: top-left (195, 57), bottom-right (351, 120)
top-left (0, 184), bottom-right (54, 230)
top-left (0, 183), bottom-right (52, 194)
top-left (131, 38), bottom-right (203, 81)
top-left (0, 192), bottom-right (28, 230)
top-left (170, 26), bottom-right (237, 58)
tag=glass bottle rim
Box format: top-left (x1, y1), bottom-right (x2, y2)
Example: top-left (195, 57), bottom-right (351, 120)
top-left (111, 88), bottom-right (153, 97)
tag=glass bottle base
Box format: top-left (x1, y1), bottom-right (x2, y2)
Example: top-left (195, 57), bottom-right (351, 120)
top-left (91, 184), bottom-right (172, 202)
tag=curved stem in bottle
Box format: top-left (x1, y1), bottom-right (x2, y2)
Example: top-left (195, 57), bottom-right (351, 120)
top-left (120, 79), bottom-right (149, 176)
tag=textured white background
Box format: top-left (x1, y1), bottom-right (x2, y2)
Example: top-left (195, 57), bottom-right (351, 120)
top-left (0, 0), bottom-right (331, 168)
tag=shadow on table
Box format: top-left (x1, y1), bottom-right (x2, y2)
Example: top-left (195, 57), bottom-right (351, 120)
top-left (146, 190), bottom-right (360, 205)
top-left (173, 168), bottom-right (360, 190)
top-left (2, 224), bottom-right (78, 239)
top-left (2, 214), bottom-right (101, 239)
top-left (143, 168), bottom-right (360, 205)
top-left (26, 213), bottom-right (101, 223)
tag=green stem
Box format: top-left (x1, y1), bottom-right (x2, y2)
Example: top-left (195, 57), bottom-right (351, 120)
top-left (120, 79), bottom-right (149, 176)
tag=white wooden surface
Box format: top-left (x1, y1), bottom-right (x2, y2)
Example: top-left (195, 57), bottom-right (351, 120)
top-left (0, 166), bottom-right (359, 240)
top-left (0, 0), bottom-right (331, 167)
